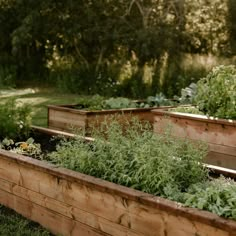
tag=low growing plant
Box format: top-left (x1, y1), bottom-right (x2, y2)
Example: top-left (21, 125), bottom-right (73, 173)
top-left (184, 176), bottom-right (236, 220)
top-left (74, 94), bottom-right (174, 110)
top-left (169, 106), bottom-right (204, 115)
top-left (0, 137), bottom-right (42, 159)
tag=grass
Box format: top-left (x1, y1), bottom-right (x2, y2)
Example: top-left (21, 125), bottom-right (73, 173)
top-left (0, 88), bottom-right (85, 127)
top-left (0, 205), bottom-right (52, 236)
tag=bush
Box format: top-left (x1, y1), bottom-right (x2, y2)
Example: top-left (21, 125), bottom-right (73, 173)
top-left (195, 65), bottom-right (236, 119)
top-left (0, 99), bottom-right (32, 140)
top-left (48, 118), bottom-right (208, 198)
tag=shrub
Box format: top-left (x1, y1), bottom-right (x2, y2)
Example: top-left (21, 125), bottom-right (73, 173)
top-left (184, 176), bottom-right (236, 220)
top-left (48, 118), bottom-right (208, 198)
top-left (0, 99), bottom-right (32, 140)
top-left (195, 65), bottom-right (236, 119)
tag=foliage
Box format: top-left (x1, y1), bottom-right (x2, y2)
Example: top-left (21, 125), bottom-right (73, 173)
top-left (184, 176), bottom-right (236, 220)
top-left (48, 118), bottom-right (208, 198)
top-left (0, 137), bottom-right (42, 159)
top-left (146, 93), bottom-right (175, 107)
top-left (103, 97), bottom-right (137, 109)
top-left (0, 205), bottom-right (52, 236)
top-left (0, 65), bottom-right (16, 88)
top-left (74, 94), bottom-right (174, 110)
top-left (195, 65), bottom-right (236, 119)
top-left (174, 83), bottom-right (198, 104)
top-left (74, 95), bottom-right (105, 110)
top-left (1, 0), bottom-right (235, 97)
top-left (0, 99), bottom-right (32, 140)
top-left (169, 106), bottom-right (204, 115)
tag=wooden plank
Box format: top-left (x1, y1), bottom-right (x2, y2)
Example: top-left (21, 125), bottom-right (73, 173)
top-left (48, 109), bottom-right (87, 130)
top-left (207, 143), bottom-right (236, 157)
top-left (47, 105), bottom-right (159, 133)
top-left (0, 158), bottom-right (161, 235)
top-left (1, 154), bottom-right (236, 235)
top-left (153, 115), bottom-right (236, 147)
top-left (205, 152), bottom-right (236, 170)
top-left (0, 188), bottom-right (108, 236)
top-left (152, 109), bottom-right (236, 126)
top-left (0, 178), bottom-right (142, 236)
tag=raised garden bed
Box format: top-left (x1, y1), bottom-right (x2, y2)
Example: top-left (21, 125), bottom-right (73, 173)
top-left (152, 109), bottom-right (236, 170)
top-left (47, 104), bottom-right (171, 133)
top-left (1, 127), bottom-right (236, 236)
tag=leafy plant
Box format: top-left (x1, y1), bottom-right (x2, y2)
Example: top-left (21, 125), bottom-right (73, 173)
top-left (184, 176), bottom-right (236, 220)
top-left (169, 106), bottom-right (204, 115)
top-left (48, 118), bottom-right (208, 198)
top-left (145, 93), bottom-right (175, 107)
top-left (0, 137), bottom-right (42, 159)
top-left (195, 65), bottom-right (236, 119)
top-left (74, 95), bottom-right (105, 110)
top-left (0, 99), bottom-right (32, 140)
top-left (103, 97), bottom-right (137, 109)
top-left (74, 94), bottom-right (174, 111)
top-left (174, 83), bottom-right (198, 105)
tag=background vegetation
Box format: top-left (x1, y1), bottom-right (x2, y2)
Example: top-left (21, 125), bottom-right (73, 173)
top-left (0, 0), bottom-right (236, 97)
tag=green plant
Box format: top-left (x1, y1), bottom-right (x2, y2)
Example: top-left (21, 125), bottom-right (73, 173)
top-left (103, 97), bottom-right (137, 109)
top-left (174, 83), bottom-right (198, 105)
top-left (0, 99), bottom-right (32, 140)
top-left (195, 65), bottom-right (236, 119)
top-left (48, 118), bottom-right (208, 198)
top-left (145, 93), bottom-right (175, 107)
top-left (0, 65), bottom-right (16, 88)
top-left (184, 176), bottom-right (236, 220)
top-left (0, 137), bottom-right (42, 159)
top-left (74, 95), bottom-right (105, 110)
top-left (169, 106), bottom-right (204, 115)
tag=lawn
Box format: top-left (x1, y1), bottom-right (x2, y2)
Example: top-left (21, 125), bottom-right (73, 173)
top-left (0, 88), bottom-right (85, 127)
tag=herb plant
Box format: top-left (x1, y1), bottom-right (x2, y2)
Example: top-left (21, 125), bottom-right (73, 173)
top-left (184, 176), bottom-right (236, 220)
top-left (47, 118), bottom-right (236, 219)
top-left (48, 118), bottom-right (208, 198)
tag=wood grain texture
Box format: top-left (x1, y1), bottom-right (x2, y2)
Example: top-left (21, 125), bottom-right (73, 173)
top-left (152, 109), bottom-right (236, 169)
top-left (47, 105), bottom-right (162, 133)
top-left (1, 149), bottom-right (236, 236)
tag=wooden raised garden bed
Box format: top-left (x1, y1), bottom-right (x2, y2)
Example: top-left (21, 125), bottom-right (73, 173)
top-left (1, 147), bottom-right (236, 236)
top-left (152, 109), bottom-right (236, 170)
top-left (47, 104), bottom-right (170, 134)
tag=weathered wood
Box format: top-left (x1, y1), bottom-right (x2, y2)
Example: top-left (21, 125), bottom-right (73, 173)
top-left (1, 148), bottom-right (236, 236)
top-left (152, 109), bottom-right (236, 169)
top-left (0, 188), bottom-right (108, 236)
top-left (47, 104), bottom-right (163, 133)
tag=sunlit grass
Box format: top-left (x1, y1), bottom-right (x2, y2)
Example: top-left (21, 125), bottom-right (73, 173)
top-left (0, 88), bottom-right (83, 127)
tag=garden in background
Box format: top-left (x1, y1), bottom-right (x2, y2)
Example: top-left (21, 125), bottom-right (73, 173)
top-left (0, 0), bottom-right (236, 235)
